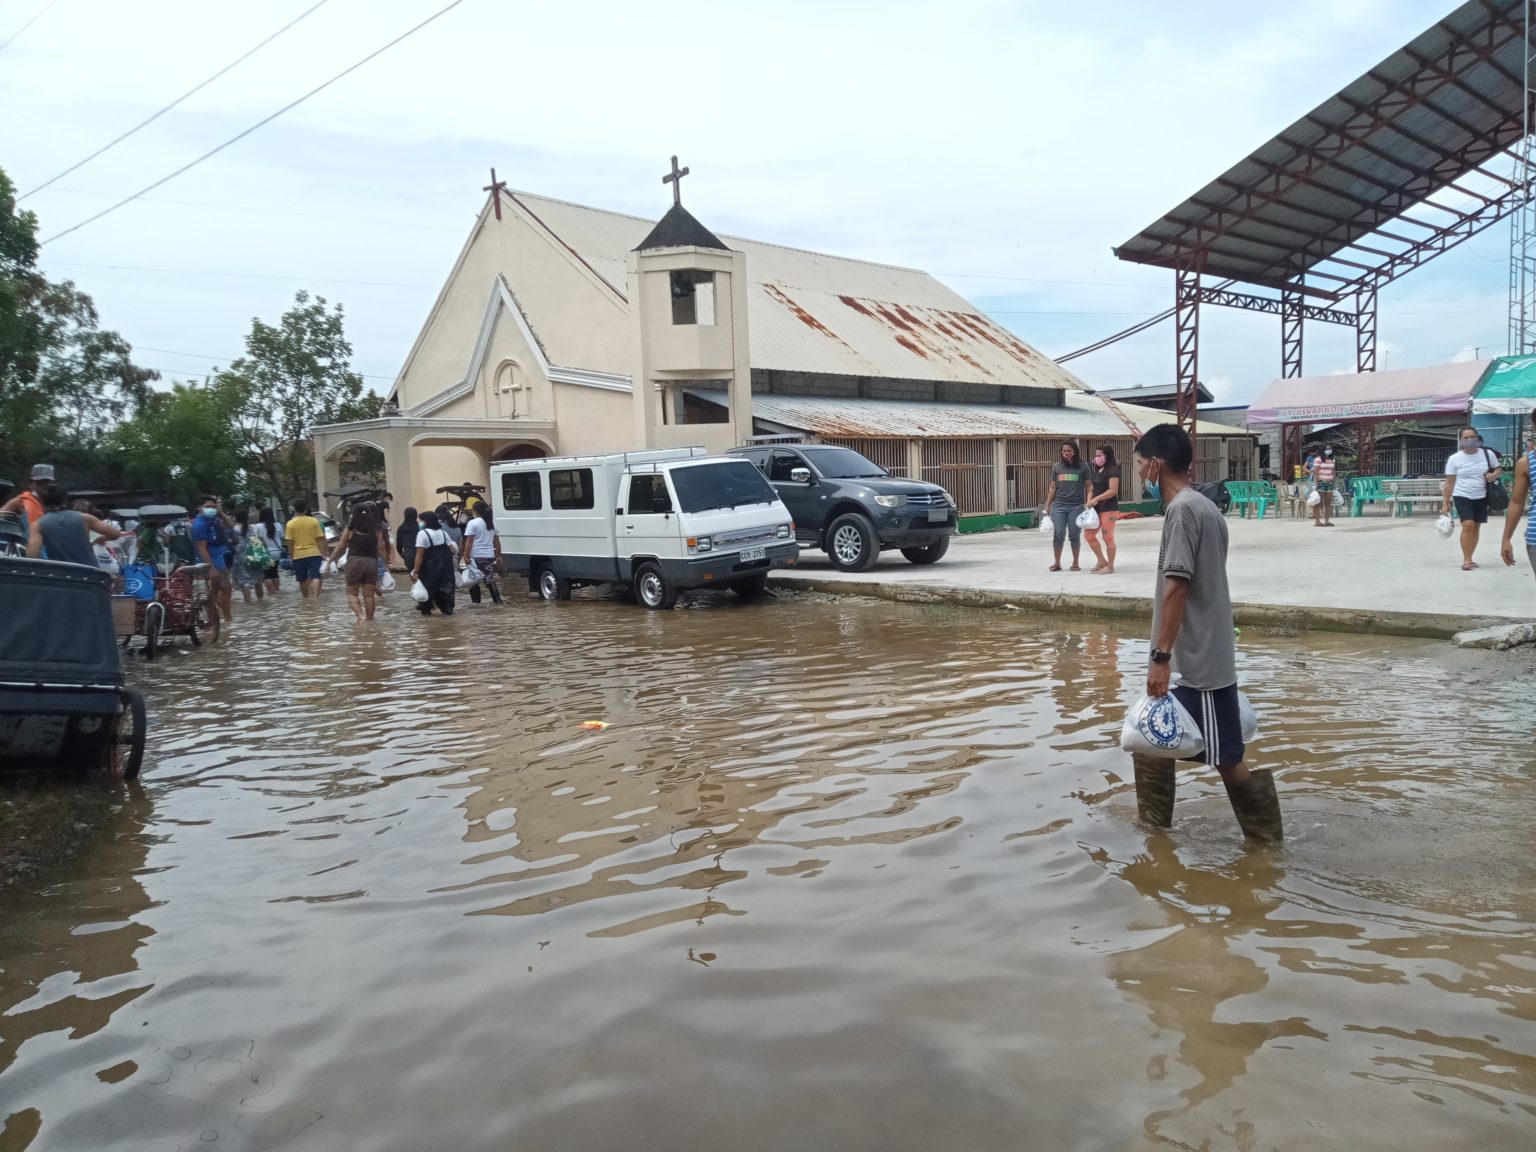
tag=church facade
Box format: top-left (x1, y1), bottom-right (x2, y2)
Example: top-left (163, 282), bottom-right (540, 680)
top-left (312, 174), bottom-right (1254, 517)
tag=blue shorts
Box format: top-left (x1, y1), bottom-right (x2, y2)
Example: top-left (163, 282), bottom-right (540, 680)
top-left (292, 556), bottom-right (323, 583)
top-left (1171, 682), bottom-right (1245, 768)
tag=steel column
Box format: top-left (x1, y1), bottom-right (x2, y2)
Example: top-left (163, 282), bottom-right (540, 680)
top-left (1356, 286), bottom-right (1378, 373)
top-left (1174, 257), bottom-right (1202, 463)
top-left (1281, 284), bottom-right (1305, 380)
top-left (1510, 1), bottom-right (1536, 353)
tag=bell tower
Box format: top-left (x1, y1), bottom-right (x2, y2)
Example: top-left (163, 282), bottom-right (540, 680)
top-left (627, 157), bottom-right (753, 452)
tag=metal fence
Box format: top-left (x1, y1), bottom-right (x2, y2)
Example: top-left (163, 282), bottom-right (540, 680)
top-left (922, 439), bottom-right (996, 516)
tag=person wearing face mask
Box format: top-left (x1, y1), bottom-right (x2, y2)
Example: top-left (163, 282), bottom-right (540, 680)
top-left (189, 495), bottom-right (235, 627)
top-left (1440, 427), bottom-right (1502, 571)
top-left (1083, 444), bottom-right (1121, 573)
top-left (1133, 424), bottom-right (1281, 843)
top-left (1309, 446), bottom-right (1338, 527)
top-left (1043, 440), bottom-right (1087, 573)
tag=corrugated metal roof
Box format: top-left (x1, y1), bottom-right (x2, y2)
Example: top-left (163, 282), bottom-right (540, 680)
top-left (686, 389), bottom-right (1254, 440)
top-left (506, 191), bottom-right (1087, 391)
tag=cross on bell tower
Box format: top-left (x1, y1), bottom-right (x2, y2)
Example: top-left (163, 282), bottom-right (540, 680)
top-left (483, 167), bottom-right (508, 220)
top-left (662, 155), bottom-right (689, 207)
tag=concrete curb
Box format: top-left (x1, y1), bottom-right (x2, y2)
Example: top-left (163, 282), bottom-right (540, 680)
top-left (769, 574), bottom-right (1521, 640)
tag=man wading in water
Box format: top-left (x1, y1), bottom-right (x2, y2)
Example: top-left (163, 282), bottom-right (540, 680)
top-left (1132, 425), bottom-right (1282, 843)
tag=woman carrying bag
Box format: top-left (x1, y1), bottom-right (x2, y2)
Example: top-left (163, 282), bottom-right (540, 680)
top-left (410, 510), bottom-right (458, 616)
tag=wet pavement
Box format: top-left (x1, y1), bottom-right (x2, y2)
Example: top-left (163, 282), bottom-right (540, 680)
top-left (1, 584), bottom-right (1534, 1151)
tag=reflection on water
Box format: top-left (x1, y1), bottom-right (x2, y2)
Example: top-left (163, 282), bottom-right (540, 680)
top-left (1, 590), bottom-right (1533, 1151)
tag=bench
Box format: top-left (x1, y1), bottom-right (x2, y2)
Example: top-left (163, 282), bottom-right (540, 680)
top-left (1225, 480), bottom-right (1279, 519)
top-left (1381, 477), bottom-right (1445, 516)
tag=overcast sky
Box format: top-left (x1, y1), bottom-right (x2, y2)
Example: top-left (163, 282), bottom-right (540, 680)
top-left (1, 0), bottom-right (1514, 407)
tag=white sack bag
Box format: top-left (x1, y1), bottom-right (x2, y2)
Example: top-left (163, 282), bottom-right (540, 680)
top-left (379, 569), bottom-right (397, 592)
top-left (410, 579), bottom-right (430, 603)
top-left (1434, 513), bottom-right (1454, 539)
top-left (1333, 489), bottom-right (1345, 510)
top-left (456, 563), bottom-right (482, 589)
top-left (1075, 506), bottom-right (1100, 530)
top-left (1120, 693), bottom-right (1206, 759)
top-left (1237, 690), bottom-right (1259, 744)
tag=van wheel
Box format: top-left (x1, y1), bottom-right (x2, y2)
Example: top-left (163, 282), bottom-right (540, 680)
top-left (537, 565), bottom-right (572, 601)
top-left (731, 574), bottom-right (769, 600)
top-left (634, 561), bottom-right (677, 610)
top-left (827, 513), bottom-right (879, 572)
top-left (901, 537), bottom-right (951, 565)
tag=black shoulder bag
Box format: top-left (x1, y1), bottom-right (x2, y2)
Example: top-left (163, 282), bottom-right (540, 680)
top-left (1484, 449), bottom-right (1510, 512)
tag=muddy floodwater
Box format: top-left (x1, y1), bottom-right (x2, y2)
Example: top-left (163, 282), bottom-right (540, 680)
top-left (1, 588), bottom-right (1534, 1151)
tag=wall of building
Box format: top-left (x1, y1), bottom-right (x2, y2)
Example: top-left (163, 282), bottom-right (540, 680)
top-left (751, 370), bottom-right (1061, 408)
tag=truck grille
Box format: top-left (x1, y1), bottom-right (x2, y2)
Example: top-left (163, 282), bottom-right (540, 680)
top-left (904, 493), bottom-right (949, 507)
top-left (714, 526), bottom-right (779, 548)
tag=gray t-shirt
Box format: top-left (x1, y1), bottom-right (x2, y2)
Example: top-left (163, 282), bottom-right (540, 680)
top-left (1051, 459), bottom-right (1088, 507)
top-left (36, 510), bottom-right (98, 568)
top-left (1150, 487), bottom-right (1236, 690)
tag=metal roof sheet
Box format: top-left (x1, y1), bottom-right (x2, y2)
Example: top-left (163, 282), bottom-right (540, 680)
top-left (507, 192), bottom-right (1087, 390)
top-left (1114, 1), bottom-right (1527, 294)
top-left (685, 389), bottom-right (1252, 440)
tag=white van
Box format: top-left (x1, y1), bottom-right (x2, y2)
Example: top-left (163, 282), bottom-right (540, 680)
top-left (489, 448), bottom-right (799, 609)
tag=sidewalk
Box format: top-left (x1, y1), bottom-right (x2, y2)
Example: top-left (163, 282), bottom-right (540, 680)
top-left (770, 511), bottom-right (1536, 638)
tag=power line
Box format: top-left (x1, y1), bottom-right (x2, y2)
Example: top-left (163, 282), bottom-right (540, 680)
top-left (45, 259), bottom-right (438, 290)
top-left (0, 0), bottom-right (57, 51)
top-left (31, 184), bottom-right (468, 232)
top-left (134, 345), bottom-right (397, 381)
top-left (21, 0), bottom-right (332, 201)
top-left (41, 0), bottom-right (471, 245)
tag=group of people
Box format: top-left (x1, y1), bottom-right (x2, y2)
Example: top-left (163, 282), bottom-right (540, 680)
top-left (1043, 441), bottom-right (1122, 574)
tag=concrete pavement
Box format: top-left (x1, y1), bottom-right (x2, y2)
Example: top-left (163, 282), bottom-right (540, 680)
top-left (770, 510), bottom-right (1536, 638)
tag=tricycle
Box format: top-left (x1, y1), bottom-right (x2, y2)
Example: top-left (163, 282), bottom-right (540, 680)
top-left (0, 557), bottom-right (147, 779)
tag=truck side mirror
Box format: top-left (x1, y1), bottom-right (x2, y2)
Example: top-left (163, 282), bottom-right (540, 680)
top-left (790, 467), bottom-right (812, 483)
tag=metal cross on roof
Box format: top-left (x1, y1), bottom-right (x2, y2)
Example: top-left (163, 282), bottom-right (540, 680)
top-left (662, 155), bottom-right (689, 207)
top-left (483, 167), bottom-right (508, 221)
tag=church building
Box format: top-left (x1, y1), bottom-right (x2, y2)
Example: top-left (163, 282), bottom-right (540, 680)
top-left (312, 163), bottom-right (1254, 519)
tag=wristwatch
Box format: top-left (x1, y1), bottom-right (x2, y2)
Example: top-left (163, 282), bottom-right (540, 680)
top-left (1150, 648), bottom-right (1172, 665)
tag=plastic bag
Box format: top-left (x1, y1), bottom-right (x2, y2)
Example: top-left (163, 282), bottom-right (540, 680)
top-left (1434, 513), bottom-right (1454, 540)
top-left (456, 564), bottom-right (482, 589)
top-left (1075, 506), bottom-right (1099, 530)
top-left (410, 579), bottom-right (430, 603)
top-left (323, 549), bottom-right (347, 577)
top-left (123, 563), bottom-right (158, 601)
top-left (1332, 489), bottom-right (1345, 510)
top-left (380, 570), bottom-right (396, 592)
top-left (1237, 690), bottom-right (1259, 744)
top-left (1306, 490), bottom-right (1321, 508)
top-left (1038, 512), bottom-right (1055, 535)
top-left (95, 545), bottom-right (120, 576)
top-left (1120, 693), bottom-right (1206, 759)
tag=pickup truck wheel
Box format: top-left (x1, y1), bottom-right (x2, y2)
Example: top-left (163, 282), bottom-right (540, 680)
top-left (634, 561), bottom-right (677, 610)
top-left (900, 537), bottom-right (951, 565)
top-left (537, 564), bottom-right (572, 601)
top-left (731, 574), bottom-right (769, 600)
top-left (827, 513), bottom-right (879, 572)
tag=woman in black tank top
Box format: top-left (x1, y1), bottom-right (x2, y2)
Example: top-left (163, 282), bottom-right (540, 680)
top-left (1085, 444), bottom-right (1122, 575)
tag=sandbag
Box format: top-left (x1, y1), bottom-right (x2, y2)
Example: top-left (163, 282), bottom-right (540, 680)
top-left (1075, 506), bottom-right (1099, 530)
top-left (1120, 693), bottom-right (1206, 759)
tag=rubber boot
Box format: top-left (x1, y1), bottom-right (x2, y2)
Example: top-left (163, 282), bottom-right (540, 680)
top-left (1132, 755), bottom-right (1177, 828)
top-left (1224, 768), bottom-right (1283, 844)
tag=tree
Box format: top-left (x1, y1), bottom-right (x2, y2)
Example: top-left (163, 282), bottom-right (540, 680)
top-left (219, 291), bottom-right (374, 509)
top-left (109, 378), bottom-right (245, 505)
top-left (0, 165), bottom-right (156, 469)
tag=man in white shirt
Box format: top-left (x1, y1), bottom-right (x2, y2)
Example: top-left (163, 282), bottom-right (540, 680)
top-left (1441, 427), bottom-right (1503, 571)
top-left (459, 505), bottom-right (503, 605)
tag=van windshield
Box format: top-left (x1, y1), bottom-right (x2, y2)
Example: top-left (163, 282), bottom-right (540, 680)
top-left (668, 461), bottom-right (778, 513)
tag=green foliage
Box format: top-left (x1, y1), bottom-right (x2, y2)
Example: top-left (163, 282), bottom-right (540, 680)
top-left (0, 166), bottom-right (157, 469)
top-left (109, 378), bottom-right (245, 505)
top-left (218, 291), bottom-right (371, 509)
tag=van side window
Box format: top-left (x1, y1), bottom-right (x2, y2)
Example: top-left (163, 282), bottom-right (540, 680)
top-left (501, 472), bottom-right (542, 510)
top-left (627, 474), bottom-right (672, 515)
top-left (549, 468), bottom-right (595, 510)
top-left (769, 451), bottom-right (804, 482)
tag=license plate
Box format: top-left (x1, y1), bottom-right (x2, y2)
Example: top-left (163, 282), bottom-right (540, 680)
top-left (739, 546), bottom-right (766, 562)
top-left (927, 509), bottom-right (948, 522)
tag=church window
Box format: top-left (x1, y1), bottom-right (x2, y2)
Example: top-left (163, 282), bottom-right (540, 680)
top-left (670, 271), bottom-right (716, 326)
top-left (550, 468), bottom-right (595, 510)
top-left (502, 472), bottom-right (542, 510)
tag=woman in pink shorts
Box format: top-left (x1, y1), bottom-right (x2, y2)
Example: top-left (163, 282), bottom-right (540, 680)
top-left (1085, 444), bottom-right (1121, 574)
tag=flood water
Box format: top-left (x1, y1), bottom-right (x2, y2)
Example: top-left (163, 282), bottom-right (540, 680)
top-left (2, 586), bottom-right (1534, 1151)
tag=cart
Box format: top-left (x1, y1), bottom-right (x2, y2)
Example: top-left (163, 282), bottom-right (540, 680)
top-left (0, 557), bottom-right (147, 780)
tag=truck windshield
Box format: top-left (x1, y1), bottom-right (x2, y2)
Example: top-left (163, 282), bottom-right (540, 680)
top-left (802, 448), bottom-right (888, 479)
top-left (668, 461), bottom-right (779, 513)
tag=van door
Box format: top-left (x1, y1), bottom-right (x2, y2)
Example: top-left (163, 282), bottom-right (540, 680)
top-left (618, 472), bottom-right (678, 566)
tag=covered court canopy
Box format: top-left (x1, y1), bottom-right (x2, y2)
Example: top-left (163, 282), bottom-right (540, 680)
top-left (1248, 359), bottom-right (1493, 426)
top-left (1473, 355), bottom-right (1536, 413)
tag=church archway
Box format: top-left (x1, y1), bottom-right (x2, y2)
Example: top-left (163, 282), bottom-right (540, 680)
top-left (491, 441), bottom-right (547, 463)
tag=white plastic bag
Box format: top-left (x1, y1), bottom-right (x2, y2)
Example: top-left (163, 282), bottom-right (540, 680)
top-left (95, 545), bottom-right (120, 576)
top-left (323, 549), bottom-right (348, 577)
top-left (380, 569), bottom-right (396, 592)
top-left (1120, 693), bottom-right (1206, 759)
top-left (410, 578), bottom-right (429, 603)
top-left (1237, 690), bottom-right (1259, 744)
top-left (1038, 512), bottom-right (1055, 535)
top-left (1307, 490), bottom-right (1321, 508)
top-left (456, 563), bottom-right (482, 589)
top-left (1075, 506), bottom-right (1100, 530)
top-left (1332, 489), bottom-right (1345, 510)
top-left (1434, 513), bottom-right (1454, 540)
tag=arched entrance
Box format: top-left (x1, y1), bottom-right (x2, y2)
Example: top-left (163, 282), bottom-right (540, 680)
top-left (492, 442), bottom-right (547, 463)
